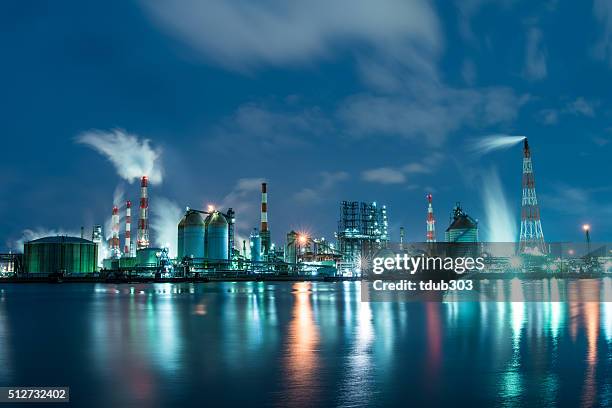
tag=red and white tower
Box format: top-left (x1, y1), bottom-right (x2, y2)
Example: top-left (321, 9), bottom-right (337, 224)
top-left (519, 138), bottom-right (546, 254)
top-left (137, 176), bottom-right (150, 249)
top-left (260, 182), bottom-right (271, 256)
top-left (426, 193), bottom-right (436, 243)
top-left (110, 205), bottom-right (121, 259)
top-left (124, 200), bottom-right (132, 256)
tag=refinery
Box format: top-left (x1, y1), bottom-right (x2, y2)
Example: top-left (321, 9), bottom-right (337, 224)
top-left (0, 138), bottom-right (610, 281)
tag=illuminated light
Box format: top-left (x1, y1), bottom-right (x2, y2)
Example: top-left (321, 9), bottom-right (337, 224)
top-left (509, 256), bottom-right (522, 268)
top-left (583, 224), bottom-right (591, 232)
top-left (207, 204), bottom-right (215, 212)
top-left (298, 234), bottom-right (308, 245)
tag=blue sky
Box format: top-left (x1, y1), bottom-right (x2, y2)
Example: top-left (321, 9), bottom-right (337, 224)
top-left (1, 0), bottom-right (612, 252)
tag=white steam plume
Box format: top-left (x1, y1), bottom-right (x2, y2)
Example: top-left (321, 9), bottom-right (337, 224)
top-left (470, 134), bottom-right (525, 156)
top-left (150, 197), bottom-right (183, 258)
top-left (13, 228), bottom-right (80, 252)
top-left (482, 169), bottom-right (516, 243)
top-left (76, 129), bottom-right (163, 184)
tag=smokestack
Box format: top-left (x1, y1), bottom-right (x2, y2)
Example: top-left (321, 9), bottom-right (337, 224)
top-left (260, 182), bottom-right (271, 256)
top-left (111, 205), bottom-right (120, 259)
top-left (124, 200), bottom-right (131, 256)
top-left (426, 194), bottom-right (436, 243)
top-left (137, 176), bottom-right (150, 250)
top-left (523, 138), bottom-right (530, 158)
top-left (399, 226), bottom-right (405, 251)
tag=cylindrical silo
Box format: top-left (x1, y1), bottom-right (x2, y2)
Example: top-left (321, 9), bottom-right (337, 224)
top-left (205, 211), bottom-right (229, 261)
top-left (178, 210), bottom-right (205, 259)
top-left (24, 236), bottom-right (98, 274)
top-left (250, 228), bottom-right (262, 262)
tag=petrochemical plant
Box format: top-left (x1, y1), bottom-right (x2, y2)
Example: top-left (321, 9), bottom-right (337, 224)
top-left (1, 138), bottom-right (611, 280)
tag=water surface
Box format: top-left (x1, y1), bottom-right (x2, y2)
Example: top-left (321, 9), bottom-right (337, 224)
top-left (0, 281), bottom-right (610, 407)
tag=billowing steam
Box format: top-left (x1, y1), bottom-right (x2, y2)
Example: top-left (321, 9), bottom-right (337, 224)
top-left (150, 197), bottom-right (183, 258)
top-left (76, 129), bottom-right (163, 184)
top-left (482, 169), bottom-right (516, 243)
top-left (13, 228), bottom-right (80, 252)
top-left (470, 134), bottom-right (525, 156)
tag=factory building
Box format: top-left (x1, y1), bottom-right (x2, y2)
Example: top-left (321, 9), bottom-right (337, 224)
top-left (337, 201), bottom-right (389, 274)
top-left (445, 203), bottom-right (479, 243)
top-left (24, 236), bottom-right (98, 274)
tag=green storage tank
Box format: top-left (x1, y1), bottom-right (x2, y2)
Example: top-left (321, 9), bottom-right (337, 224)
top-left (24, 236), bottom-right (98, 274)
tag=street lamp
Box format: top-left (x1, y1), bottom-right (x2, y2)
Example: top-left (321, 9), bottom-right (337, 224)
top-left (583, 224), bottom-right (591, 257)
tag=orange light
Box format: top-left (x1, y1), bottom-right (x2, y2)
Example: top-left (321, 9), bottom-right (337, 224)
top-left (207, 204), bottom-right (215, 212)
top-left (298, 234), bottom-right (308, 245)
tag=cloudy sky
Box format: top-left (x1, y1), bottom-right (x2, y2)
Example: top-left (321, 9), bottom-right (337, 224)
top-left (2, 0), bottom-right (612, 252)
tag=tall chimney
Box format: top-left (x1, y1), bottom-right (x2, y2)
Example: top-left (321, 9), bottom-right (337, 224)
top-left (137, 176), bottom-right (150, 249)
top-left (426, 194), bottom-right (436, 243)
top-left (260, 182), bottom-right (270, 256)
top-left (111, 205), bottom-right (120, 259)
top-left (124, 200), bottom-right (131, 256)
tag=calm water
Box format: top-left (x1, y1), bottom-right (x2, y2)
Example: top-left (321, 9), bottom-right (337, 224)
top-left (0, 281), bottom-right (611, 407)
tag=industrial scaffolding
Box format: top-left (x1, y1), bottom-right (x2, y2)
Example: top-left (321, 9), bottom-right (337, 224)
top-left (336, 201), bottom-right (388, 274)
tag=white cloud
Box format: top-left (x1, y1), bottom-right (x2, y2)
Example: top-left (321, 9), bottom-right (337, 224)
top-left (210, 104), bottom-right (332, 152)
top-left (361, 167), bottom-right (406, 184)
top-left (566, 97), bottom-right (596, 117)
top-left (338, 86), bottom-right (525, 145)
top-left (140, 0), bottom-right (440, 71)
top-left (538, 97), bottom-right (597, 125)
top-left (77, 129), bottom-right (163, 184)
top-left (294, 171), bottom-right (349, 203)
top-left (537, 109), bottom-right (559, 125)
top-left (523, 28), bottom-right (547, 81)
top-left (593, 0), bottom-right (612, 66)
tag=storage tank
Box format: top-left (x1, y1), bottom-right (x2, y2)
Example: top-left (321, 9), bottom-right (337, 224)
top-left (137, 248), bottom-right (162, 267)
top-left (178, 210), bottom-right (205, 259)
top-left (24, 236), bottom-right (98, 274)
top-left (205, 211), bottom-right (229, 261)
top-left (250, 228), bottom-right (262, 262)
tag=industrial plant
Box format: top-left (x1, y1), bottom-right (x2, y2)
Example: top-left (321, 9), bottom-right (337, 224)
top-left (1, 138), bottom-right (611, 280)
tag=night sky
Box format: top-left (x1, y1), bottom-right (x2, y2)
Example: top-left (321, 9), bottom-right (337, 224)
top-left (2, 0), bottom-right (612, 253)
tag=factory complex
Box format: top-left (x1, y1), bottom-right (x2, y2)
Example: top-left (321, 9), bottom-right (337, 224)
top-left (1, 138), bottom-right (610, 280)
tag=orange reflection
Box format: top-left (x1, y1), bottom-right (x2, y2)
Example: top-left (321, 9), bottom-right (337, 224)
top-left (284, 282), bottom-right (320, 406)
top-left (581, 301), bottom-right (599, 408)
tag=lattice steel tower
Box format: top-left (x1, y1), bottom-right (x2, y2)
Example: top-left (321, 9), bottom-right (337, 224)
top-left (519, 138), bottom-right (547, 254)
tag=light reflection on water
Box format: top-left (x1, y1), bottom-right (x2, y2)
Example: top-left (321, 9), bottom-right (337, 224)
top-left (0, 279), bottom-right (612, 407)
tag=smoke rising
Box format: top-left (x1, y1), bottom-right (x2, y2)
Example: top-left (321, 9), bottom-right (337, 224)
top-left (150, 197), bottom-right (183, 258)
top-left (77, 129), bottom-right (163, 184)
top-left (12, 228), bottom-right (80, 252)
top-left (482, 169), bottom-right (517, 243)
top-left (470, 134), bottom-right (525, 156)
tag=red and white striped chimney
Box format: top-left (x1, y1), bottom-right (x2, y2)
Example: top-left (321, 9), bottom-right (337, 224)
top-left (137, 176), bottom-right (149, 249)
top-left (111, 205), bottom-right (120, 258)
top-left (261, 182), bottom-right (268, 233)
top-left (124, 200), bottom-right (131, 256)
top-left (260, 182), bottom-right (271, 255)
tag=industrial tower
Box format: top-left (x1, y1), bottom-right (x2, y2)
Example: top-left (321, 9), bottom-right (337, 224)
top-left (426, 194), bottom-right (436, 243)
top-left (110, 205), bottom-right (121, 259)
top-left (260, 182), bottom-right (270, 257)
top-left (519, 138), bottom-right (547, 254)
top-left (124, 200), bottom-right (132, 256)
top-left (137, 176), bottom-right (150, 249)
